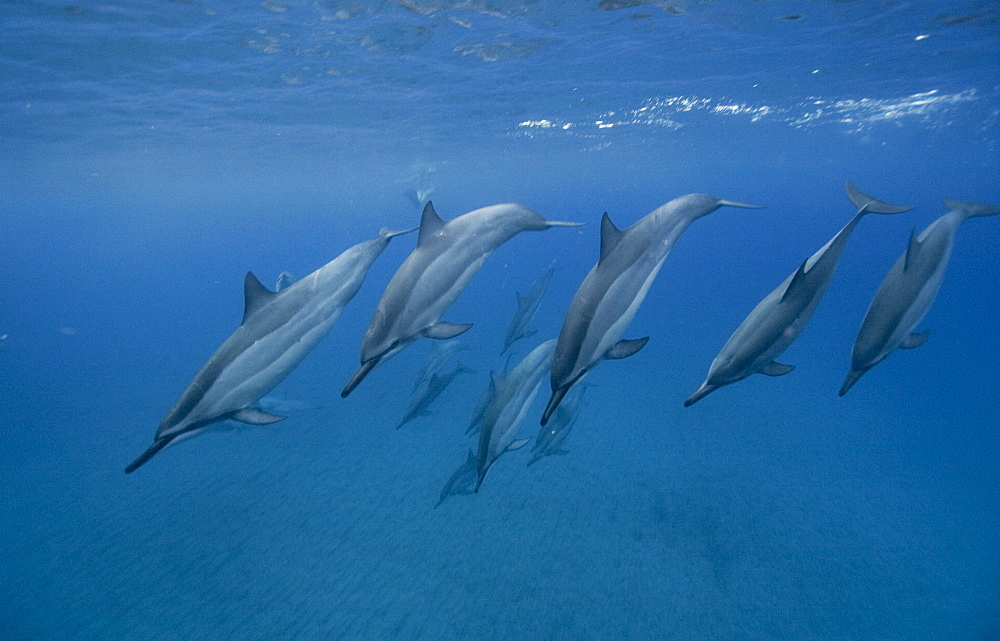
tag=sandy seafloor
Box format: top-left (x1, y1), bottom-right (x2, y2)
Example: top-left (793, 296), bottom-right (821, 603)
top-left (2, 1), bottom-right (999, 639)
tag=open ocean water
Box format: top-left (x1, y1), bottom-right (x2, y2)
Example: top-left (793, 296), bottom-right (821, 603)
top-left (1, 1), bottom-right (998, 639)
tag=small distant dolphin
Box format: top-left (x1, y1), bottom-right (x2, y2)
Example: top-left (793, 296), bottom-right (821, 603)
top-left (125, 226), bottom-right (413, 474)
top-left (412, 340), bottom-right (467, 393)
top-left (685, 182), bottom-right (912, 406)
top-left (840, 198), bottom-right (1000, 395)
top-left (275, 272), bottom-right (295, 292)
top-left (396, 361), bottom-right (473, 429)
top-left (502, 266), bottom-right (555, 353)
top-left (529, 385), bottom-right (587, 467)
top-left (342, 202), bottom-right (582, 397)
top-left (476, 339), bottom-right (556, 491)
top-left (435, 449), bottom-right (478, 508)
top-left (541, 194), bottom-right (760, 425)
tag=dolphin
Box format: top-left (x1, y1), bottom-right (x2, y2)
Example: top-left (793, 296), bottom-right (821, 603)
top-left (685, 182), bottom-right (912, 406)
top-left (342, 202), bottom-right (581, 397)
top-left (528, 385), bottom-right (587, 467)
top-left (125, 226), bottom-right (413, 474)
top-left (476, 339), bottom-right (556, 491)
top-left (840, 198), bottom-right (1000, 395)
top-left (396, 361), bottom-right (474, 429)
top-left (541, 193), bottom-right (760, 425)
top-left (411, 339), bottom-right (467, 393)
top-left (435, 449), bottom-right (478, 508)
top-left (502, 266), bottom-right (555, 353)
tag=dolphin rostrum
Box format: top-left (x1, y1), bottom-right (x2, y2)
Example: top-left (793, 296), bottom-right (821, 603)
top-left (342, 202), bottom-right (581, 397)
top-left (502, 266), bottom-right (555, 353)
top-left (541, 194), bottom-right (760, 425)
top-left (840, 198), bottom-right (1000, 395)
top-left (125, 226), bottom-right (413, 473)
top-left (685, 182), bottom-right (912, 406)
top-left (476, 339), bottom-right (556, 491)
top-left (529, 385), bottom-right (587, 467)
top-left (396, 361), bottom-right (473, 429)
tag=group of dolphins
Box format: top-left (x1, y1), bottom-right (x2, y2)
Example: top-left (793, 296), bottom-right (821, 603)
top-left (126, 183), bottom-right (999, 497)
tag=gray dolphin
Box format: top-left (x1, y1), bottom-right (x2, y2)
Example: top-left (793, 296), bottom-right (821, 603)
top-left (541, 193), bottom-right (760, 425)
top-left (342, 202), bottom-right (581, 397)
top-left (125, 226), bottom-right (413, 474)
top-left (396, 361), bottom-right (473, 429)
top-left (685, 182), bottom-right (912, 406)
top-left (840, 198), bottom-right (1000, 395)
top-left (528, 385), bottom-right (587, 467)
top-left (435, 449), bottom-right (478, 508)
top-left (476, 339), bottom-right (556, 491)
top-left (502, 266), bottom-right (555, 353)
top-left (412, 340), bottom-right (467, 393)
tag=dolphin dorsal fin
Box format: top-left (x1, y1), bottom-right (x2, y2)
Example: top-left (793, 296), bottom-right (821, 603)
top-left (780, 259), bottom-right (810, 303)
top-left (903, 228), bottom-right (921, 271)
top-left (599, 213), bottom-right (624, 264)
top-left (243, 272), bottom-right (277, 325)
top-left (489, 370), bottom-right (502, 393)
top-left (417, 201), bottom-right (446, 247)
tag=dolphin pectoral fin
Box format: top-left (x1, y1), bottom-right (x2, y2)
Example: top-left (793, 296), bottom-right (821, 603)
top-left (554, 449), bottom-right (570, 455)
top-left (900, 331), bottom-right (930, 349)
top-left (342, 358), bottom-right (380, 397)
top-left (759, 361), bottom-right (795, 377)
top-left (839, 368), bottom-right (871, 396)
top-left (606, 337), bottom-right (649, 360)
top-left (231, 408), bottom-right (286, 425)
top-left (506, 438), bottom-right (531, 452)
top-left (125, 437), bottom-right (172, 474)
top-left (424, 321), bottom-right (472, 340)
top-left (780, 260), bottom-right (809, 303)
top-left (684, 383), bottom-right (717, 407)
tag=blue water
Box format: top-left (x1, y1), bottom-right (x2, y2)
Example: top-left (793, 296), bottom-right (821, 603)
top-left (2, 1), bottom-right (998, 639)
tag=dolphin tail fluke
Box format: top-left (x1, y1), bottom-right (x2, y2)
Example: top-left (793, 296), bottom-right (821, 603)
top-left (379, 226), bottom-right (419, 239)
top-left (839, 369), bottom-right (867, 396)
top-left (124, 437), bottom-right (172, 474)
top-left (543, 220), bottom-right (586, 228)
top-left (541, 387), bottom-right (569, 426)
top-left (684, 382), bottom-right (718, 407)
top-left (342, 358), bottom-right (380, 398)
top-left (717, 200), bottom-right (763, 209)
top-left (944, 199), bottom-right (1000, 220)
top-left (845, 182), bottom-right (913, 215)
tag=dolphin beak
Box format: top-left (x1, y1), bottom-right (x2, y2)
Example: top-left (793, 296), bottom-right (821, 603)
top-left (342, 358), bottom-right (380, 398)
top-left (683, 383), bottom-right (717, 407)
top-left (839, 370), bottom-right (866, 397)
top-left (541, 387), bottom-right (569, 426)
